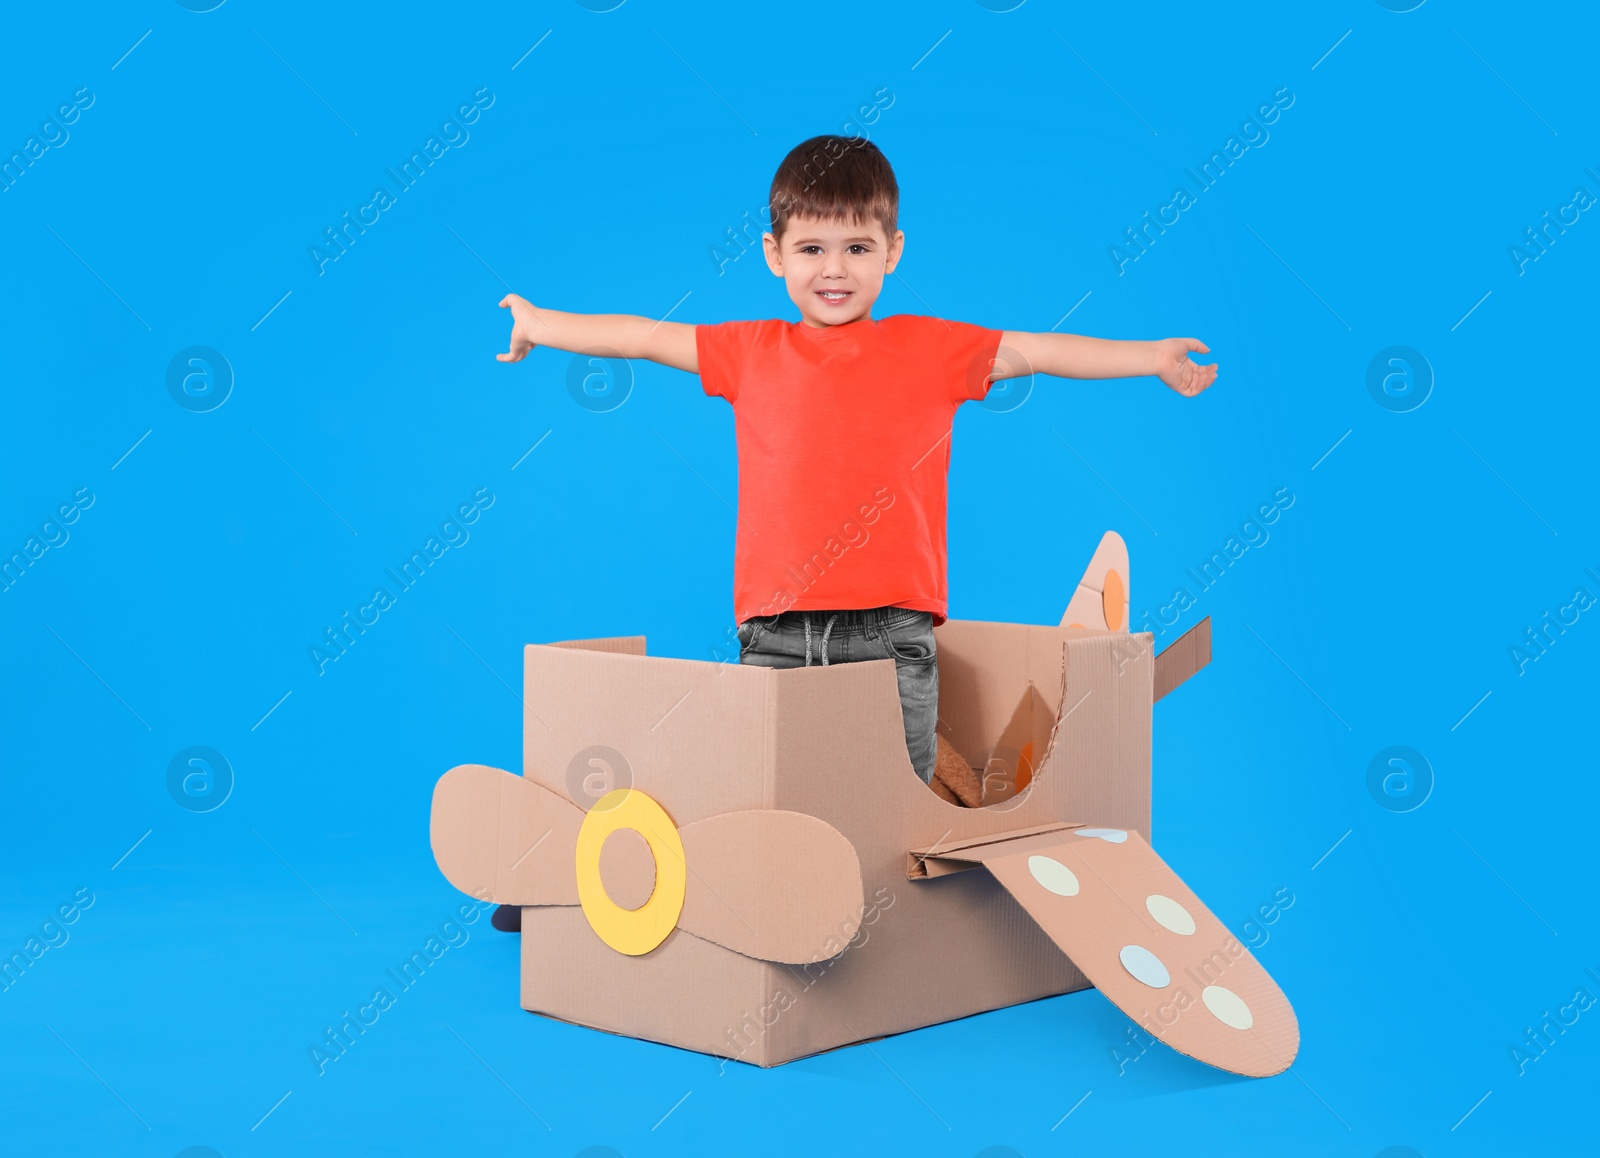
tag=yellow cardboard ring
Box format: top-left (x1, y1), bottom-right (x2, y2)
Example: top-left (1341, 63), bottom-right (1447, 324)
top-left (574, 788), bottom-right (686, 955)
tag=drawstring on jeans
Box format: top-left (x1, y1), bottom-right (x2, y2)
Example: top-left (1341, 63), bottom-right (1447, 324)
top-left (802, 612), bottom-right (840, 666)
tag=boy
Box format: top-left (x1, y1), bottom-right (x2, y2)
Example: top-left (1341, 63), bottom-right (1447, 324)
top-left (496, 135), bottom-right (1214, 790)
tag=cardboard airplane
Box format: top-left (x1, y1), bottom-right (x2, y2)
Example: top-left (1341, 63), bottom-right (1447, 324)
top-left (430, 531), bottom-right (1299, 1075)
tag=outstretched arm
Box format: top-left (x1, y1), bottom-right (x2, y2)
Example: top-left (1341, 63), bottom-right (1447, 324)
top-left (497, 294), bottom-right (698, 374)
top-left (995, 331), bottom-right (1217, 397)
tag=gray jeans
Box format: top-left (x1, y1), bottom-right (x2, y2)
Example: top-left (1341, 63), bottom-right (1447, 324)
top-left (737, 606), bottom-right (938, 784)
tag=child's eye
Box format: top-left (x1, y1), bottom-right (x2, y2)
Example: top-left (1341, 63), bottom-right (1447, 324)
top-left (800, 245), bottom-right (823, 255)
top-left (847, 244), bottom-right (869, 255)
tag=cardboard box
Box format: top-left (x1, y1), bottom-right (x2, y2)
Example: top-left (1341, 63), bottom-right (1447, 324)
top-left (431, 532), bottom-right (1298, 1075)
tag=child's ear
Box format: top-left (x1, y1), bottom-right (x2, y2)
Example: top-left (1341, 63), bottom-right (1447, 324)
top-left (883, 230), bottom-right (906, 275)
top-left (762, 232), bottom-right (784, 277)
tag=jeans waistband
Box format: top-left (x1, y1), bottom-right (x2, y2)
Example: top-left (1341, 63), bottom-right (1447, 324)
top-left (757, 606), bottom-right (926, 635)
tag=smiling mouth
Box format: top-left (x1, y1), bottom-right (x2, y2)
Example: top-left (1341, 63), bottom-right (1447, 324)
top-left (816, 290), bottom-right (853, 305)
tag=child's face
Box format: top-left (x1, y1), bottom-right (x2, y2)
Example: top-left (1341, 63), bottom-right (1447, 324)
top-left (762, 215), bottom-right (905, 328)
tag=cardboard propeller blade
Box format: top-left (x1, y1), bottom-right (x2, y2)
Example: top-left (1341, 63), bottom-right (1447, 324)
top-left (431, 764), bottom-right (584, 906)
top-left (1061, 530), bottom-right (1130, 632)
top-left (677, 810), bottom-right (864, 966)
top-left (910, 826), bottom-right (1298, 1077)
top-left (430, 765), bottom-right (865, 967)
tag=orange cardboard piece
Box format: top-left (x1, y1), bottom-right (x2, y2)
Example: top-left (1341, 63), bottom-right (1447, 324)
top-left (1016, 741), bottom-right (1034, 792)
top-left (1061, 530), bottom-right (1130, 632)
top-left (912, 826), bottom-right (1299, 1078)
top-left (1102, 567), bottom-right (1126, 631)
top-left (428, 529), bottom-right (1299, 1073)
top-left (1155, 617), bottom-right (1212, 702)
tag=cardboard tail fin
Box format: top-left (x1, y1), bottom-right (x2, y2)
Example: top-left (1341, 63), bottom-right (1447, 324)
top-left (1061, 531), bottom-right (1130, 632)
top-left (909, 825), bottom-right (1298, 1077)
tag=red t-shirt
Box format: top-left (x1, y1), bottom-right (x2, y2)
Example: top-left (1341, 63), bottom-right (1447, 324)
top-left (696, 314), bottom-right (1003, 627)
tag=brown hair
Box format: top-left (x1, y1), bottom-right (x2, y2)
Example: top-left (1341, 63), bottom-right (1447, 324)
top-left (768, 135), bottom-right (899, 241)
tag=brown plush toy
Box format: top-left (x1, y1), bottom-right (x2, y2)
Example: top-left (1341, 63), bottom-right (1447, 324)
top-left (930, 733), bottom-right (983, 807)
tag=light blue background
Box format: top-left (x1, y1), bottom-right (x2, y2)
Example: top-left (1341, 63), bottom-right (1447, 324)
top-left (2, 1), bottom-right (1595, 1155)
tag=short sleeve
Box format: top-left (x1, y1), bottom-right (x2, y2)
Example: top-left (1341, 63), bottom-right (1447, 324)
top-left (940, 319), bottom-right (1006, 404)
top-left (696, 320), bottom-right (767, 403)
top-left (882, 315), bottom-right (1005, 404)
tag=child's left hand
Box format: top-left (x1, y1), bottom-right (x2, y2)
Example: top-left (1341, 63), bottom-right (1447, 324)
top-left (1152, 337), bottom-right (1217, 397)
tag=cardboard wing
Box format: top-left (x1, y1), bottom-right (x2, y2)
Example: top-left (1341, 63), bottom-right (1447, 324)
top-left (431, 765), bottom-right (865, 966)
top-left (909, 825), bottom-right (1298, 1078)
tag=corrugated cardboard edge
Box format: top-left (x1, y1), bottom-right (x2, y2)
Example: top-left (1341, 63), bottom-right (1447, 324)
top-left (1053, 631), bottom-right (1153, 836)
top-left (520, 908), bottom-right (768, 1064)
top-left (738, 991), bottom-right (1078, 1068)
top-left (982, 682), bottom-right (1056, 805)
top-left (521, 1001), bottom-right (809, 1068)
top-left (547, 635), bottom-right (647, 655)
top-left (1154, 617), bottom-right (1211, 702)
top-left (905, 822), bottom-right (1080, 878)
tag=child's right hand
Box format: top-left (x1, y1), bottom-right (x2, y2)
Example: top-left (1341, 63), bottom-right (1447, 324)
top-left (496, 294), bottom-right (543, 363)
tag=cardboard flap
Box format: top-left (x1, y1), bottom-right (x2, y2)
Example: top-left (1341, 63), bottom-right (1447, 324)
top-left (430, 764), bottom-right (584, 906)
top-left (1154, 617), bottom-right (1211, 702)
top-left (1060, 530), bottom-right (1130, 632)
top-left (678, 810), bottom-right (864, 966)
top-left (920, 826), bottom-right (1298, 1077)
top-left (547, 635), bottom-right (647, 655)
top-left (907, 823), bottom-right (1079, 878)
